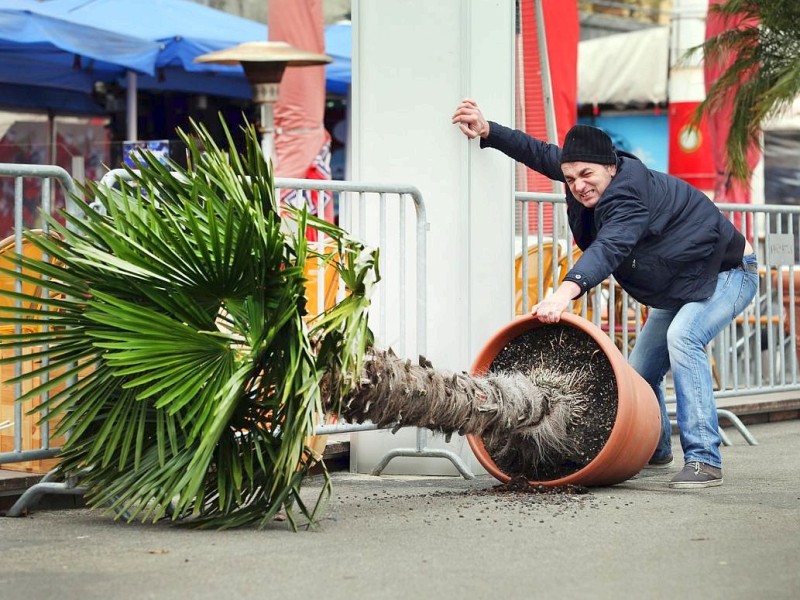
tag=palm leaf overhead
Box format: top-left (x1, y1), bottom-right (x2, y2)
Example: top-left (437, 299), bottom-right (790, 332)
top-left (692, 0), bottom-right (800, 181)
top-left (0, 118), bottom-right (378, 529)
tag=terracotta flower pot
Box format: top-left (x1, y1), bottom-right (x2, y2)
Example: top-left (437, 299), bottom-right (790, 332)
top-left (467, 312), bottom-right (660, 487)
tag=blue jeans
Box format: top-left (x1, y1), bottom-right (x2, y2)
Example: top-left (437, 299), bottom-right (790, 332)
top-left (628, 254), bottom-right (759, 468)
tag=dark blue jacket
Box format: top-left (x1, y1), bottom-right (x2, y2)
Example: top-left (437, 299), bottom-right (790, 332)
top-left (482, 122), bottom-right (745, 309)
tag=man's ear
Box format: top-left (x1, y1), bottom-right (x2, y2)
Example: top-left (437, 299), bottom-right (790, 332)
top-left (607, 164), bottom-right (617, 177)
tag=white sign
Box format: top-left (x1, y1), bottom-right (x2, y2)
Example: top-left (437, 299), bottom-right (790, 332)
top-left (767, 233), bottom-right (796, 266)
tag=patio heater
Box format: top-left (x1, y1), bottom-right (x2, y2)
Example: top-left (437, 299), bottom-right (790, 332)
top-left (195, 42), bottom-right (331, 164)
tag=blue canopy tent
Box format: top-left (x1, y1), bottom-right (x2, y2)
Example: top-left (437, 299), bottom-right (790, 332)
top-left (0, 0), bottom-right (352, 136)
top-left (0, 0), bottom-right (160, 114)
top-left (35, 0), bottom-right (263, 104)
top-left (35, 0), bottom-right (352, 102)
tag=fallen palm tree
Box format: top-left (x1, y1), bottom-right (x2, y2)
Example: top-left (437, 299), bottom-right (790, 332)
top-left (0, 118), bottom-right (626, 530)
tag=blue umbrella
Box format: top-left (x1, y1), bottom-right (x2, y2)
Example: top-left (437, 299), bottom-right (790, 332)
top-left (0, 0), bottom-right (160, 113)
top-left (37, 0), bottom-right (352, 99)
top-left (1, 0), bottom-right (352, 116)
top-left (36, 0), bottom-right (267, 100)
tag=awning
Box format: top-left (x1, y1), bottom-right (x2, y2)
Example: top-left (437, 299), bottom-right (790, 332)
top-left (578, 27), bottom-right (669, 106)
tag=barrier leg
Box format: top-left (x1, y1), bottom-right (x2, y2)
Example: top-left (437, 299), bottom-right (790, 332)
top-left (5, 478), bottom-right (86, 517)
top-left (718, 426), bottom-right (733, 447)
top-left (668, 407), bottom-right (754, 448)
top-left (370, 429), bottom-right (474, 479)
top-left (718, 408), bottom-right (759, 446)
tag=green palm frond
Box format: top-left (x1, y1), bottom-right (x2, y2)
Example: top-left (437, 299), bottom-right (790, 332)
top-left (0, 116), bottom-right (378, 530)
top-left (689, 0), bottom-right (800, 181)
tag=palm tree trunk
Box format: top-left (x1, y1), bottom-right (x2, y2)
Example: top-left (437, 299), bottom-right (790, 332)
top-left (333, 349), bottom-right (589, 474)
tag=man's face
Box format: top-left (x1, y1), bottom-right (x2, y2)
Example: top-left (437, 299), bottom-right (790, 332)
top-left (561, 161), bottom-right (617, 208)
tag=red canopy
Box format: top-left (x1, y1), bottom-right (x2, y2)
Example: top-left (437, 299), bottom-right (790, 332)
top-left (268, 0), bottom-right (334, 228)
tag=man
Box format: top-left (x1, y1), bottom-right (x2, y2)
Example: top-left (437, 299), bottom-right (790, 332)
top-left (452, 98), bottom-right (758, 489)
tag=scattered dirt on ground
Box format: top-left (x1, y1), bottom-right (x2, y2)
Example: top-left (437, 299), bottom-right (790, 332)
top-left (328, 484), bottom-right (604, 526)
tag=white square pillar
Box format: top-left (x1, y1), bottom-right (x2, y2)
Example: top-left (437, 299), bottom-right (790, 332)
top-left (348, 0), bottom-right (516, 475)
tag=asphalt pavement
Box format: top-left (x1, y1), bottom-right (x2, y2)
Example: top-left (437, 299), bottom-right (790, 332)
top-left (1, 419), bottom-right (799, 600)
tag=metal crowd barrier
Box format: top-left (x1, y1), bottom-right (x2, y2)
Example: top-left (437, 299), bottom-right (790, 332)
top-left (5, 161), bottom-right (795, 514)
top-left (516, 191), bottom-right (800, 445)
top-left (0, 164), bottom-right (75, 476)
top-left (273, 177), bottom-right (472, 478)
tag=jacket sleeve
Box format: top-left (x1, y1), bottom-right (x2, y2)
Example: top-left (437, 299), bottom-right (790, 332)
top-left (562, 194), bottom-right (650, 294)
top-left (480, 122), bottom-right (565, 182)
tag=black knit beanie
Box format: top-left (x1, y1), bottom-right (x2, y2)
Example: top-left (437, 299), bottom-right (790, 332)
top-left (559, 125), bottom-right (616, 165)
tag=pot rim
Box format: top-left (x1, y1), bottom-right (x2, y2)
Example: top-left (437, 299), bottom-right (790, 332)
top-left (467, 312), bottom-right (655, 486)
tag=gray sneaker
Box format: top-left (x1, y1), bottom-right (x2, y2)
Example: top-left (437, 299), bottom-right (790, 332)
top-left (669, 461), bottom-right (723, 489)
top-left (645, 453), bottom-right (674, 469)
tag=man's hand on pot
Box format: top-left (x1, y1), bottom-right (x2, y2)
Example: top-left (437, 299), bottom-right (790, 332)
top-left (531, 281), bottom-right (581, 323)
